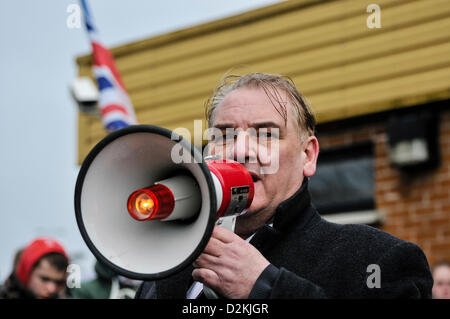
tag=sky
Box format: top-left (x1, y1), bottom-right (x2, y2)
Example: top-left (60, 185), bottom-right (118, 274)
top-left (0, 0), bottom-right (282, 282)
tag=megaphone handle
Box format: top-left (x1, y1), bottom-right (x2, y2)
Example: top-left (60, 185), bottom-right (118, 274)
top-left (202, 285), bottom-right (220, 299)
top-left (202, 216), bottom-right (237, 299)
top-left (215, 215), bottom-right (236, 232)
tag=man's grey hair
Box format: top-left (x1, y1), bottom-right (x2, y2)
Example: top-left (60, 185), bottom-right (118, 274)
top-left (205, 72), bottom-right (316, 138)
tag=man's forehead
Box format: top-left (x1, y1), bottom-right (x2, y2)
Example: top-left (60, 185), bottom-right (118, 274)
top-left (213, 120), bottom-right (282, 130)
top-left (212, 88), bottom-right (291, 127)
top-left (34, 259), bottom-right (64, 275)
top-left (222, 86), bottom-right (288, 106)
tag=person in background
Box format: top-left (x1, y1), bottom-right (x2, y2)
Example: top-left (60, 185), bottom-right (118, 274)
top-left (71, 260), bottom-right (139, 299)
top-left (431, 261), bottom-right (450, 299)
top-left (0, 237), bottom-right (69, 299)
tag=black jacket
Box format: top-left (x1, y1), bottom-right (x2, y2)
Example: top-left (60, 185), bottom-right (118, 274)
top-left (0, 272), bottom-right (71, 299)
top-left (135, 180), bottom-right (433, 298)
top-left (0, 273), bottom-right (36, 299)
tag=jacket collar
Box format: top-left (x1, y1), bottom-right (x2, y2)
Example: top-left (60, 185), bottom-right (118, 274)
top-left (250, 178), bottom-right (320, 252)
top-left (273, 178), bottom-right (318, 232)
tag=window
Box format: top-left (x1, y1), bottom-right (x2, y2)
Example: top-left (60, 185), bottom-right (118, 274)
top-left (309, 141), bottom-right (384, 225)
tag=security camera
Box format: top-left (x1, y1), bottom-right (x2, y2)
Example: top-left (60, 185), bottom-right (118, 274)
top-left (71, 77), bottom-right (100, 115)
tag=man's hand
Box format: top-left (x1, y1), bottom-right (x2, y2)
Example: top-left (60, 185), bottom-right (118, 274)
top-left (192, 225), bottom-right (270, 299)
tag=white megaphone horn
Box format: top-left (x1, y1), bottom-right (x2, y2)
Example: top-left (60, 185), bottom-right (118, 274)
top-left (74, 125), bottom-right (254, 284)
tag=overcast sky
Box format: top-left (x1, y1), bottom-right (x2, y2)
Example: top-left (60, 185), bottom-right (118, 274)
top-left (0, 0), bottom-right (282, 282)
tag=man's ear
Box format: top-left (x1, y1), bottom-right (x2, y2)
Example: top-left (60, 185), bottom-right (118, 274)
top-left (303, 136), bottom-right (319, 177)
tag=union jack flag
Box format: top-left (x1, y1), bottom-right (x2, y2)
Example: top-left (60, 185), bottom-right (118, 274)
top-left (80, 0), bottom-right (137, 131)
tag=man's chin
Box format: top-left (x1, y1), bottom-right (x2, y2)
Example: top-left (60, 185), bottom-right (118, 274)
top-left (241, 203), bottom-right (262, 218)
top-left (37, 293), bottom-right (57, 299)
top-left (238, 201), bottom-right (271, 222)
top-left (235, 204), bottom-right (273, 238)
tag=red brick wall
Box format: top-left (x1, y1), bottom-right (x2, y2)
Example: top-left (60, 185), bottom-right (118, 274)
top-left (316, 109), bottom-right (450, 267)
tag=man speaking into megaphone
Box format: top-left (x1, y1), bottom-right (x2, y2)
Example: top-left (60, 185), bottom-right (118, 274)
top-left (135, 73), bottom-right (433, 299)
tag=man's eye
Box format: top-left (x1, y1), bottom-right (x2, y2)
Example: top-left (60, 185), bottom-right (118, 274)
top-left (259, 130), bottom-right (278, 139)
top-left (218, 134), bottom-right (234, 142)
top-left (39, 275), bottom-right (65, 285)
top-left (40, 276), bottom-right (51, 282)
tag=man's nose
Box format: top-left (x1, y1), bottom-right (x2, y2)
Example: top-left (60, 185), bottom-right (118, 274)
top-left (233, 130), bottom-right (257, 163)
top-left (45, 281), bottom-right (58, 294)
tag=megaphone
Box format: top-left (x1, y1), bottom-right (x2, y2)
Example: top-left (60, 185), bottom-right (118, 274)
top-left (75, 125), bottom-right (254, 281)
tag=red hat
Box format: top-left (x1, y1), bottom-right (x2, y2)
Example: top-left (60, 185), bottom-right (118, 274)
top-left (16, 237), bottom-right (69, 286)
